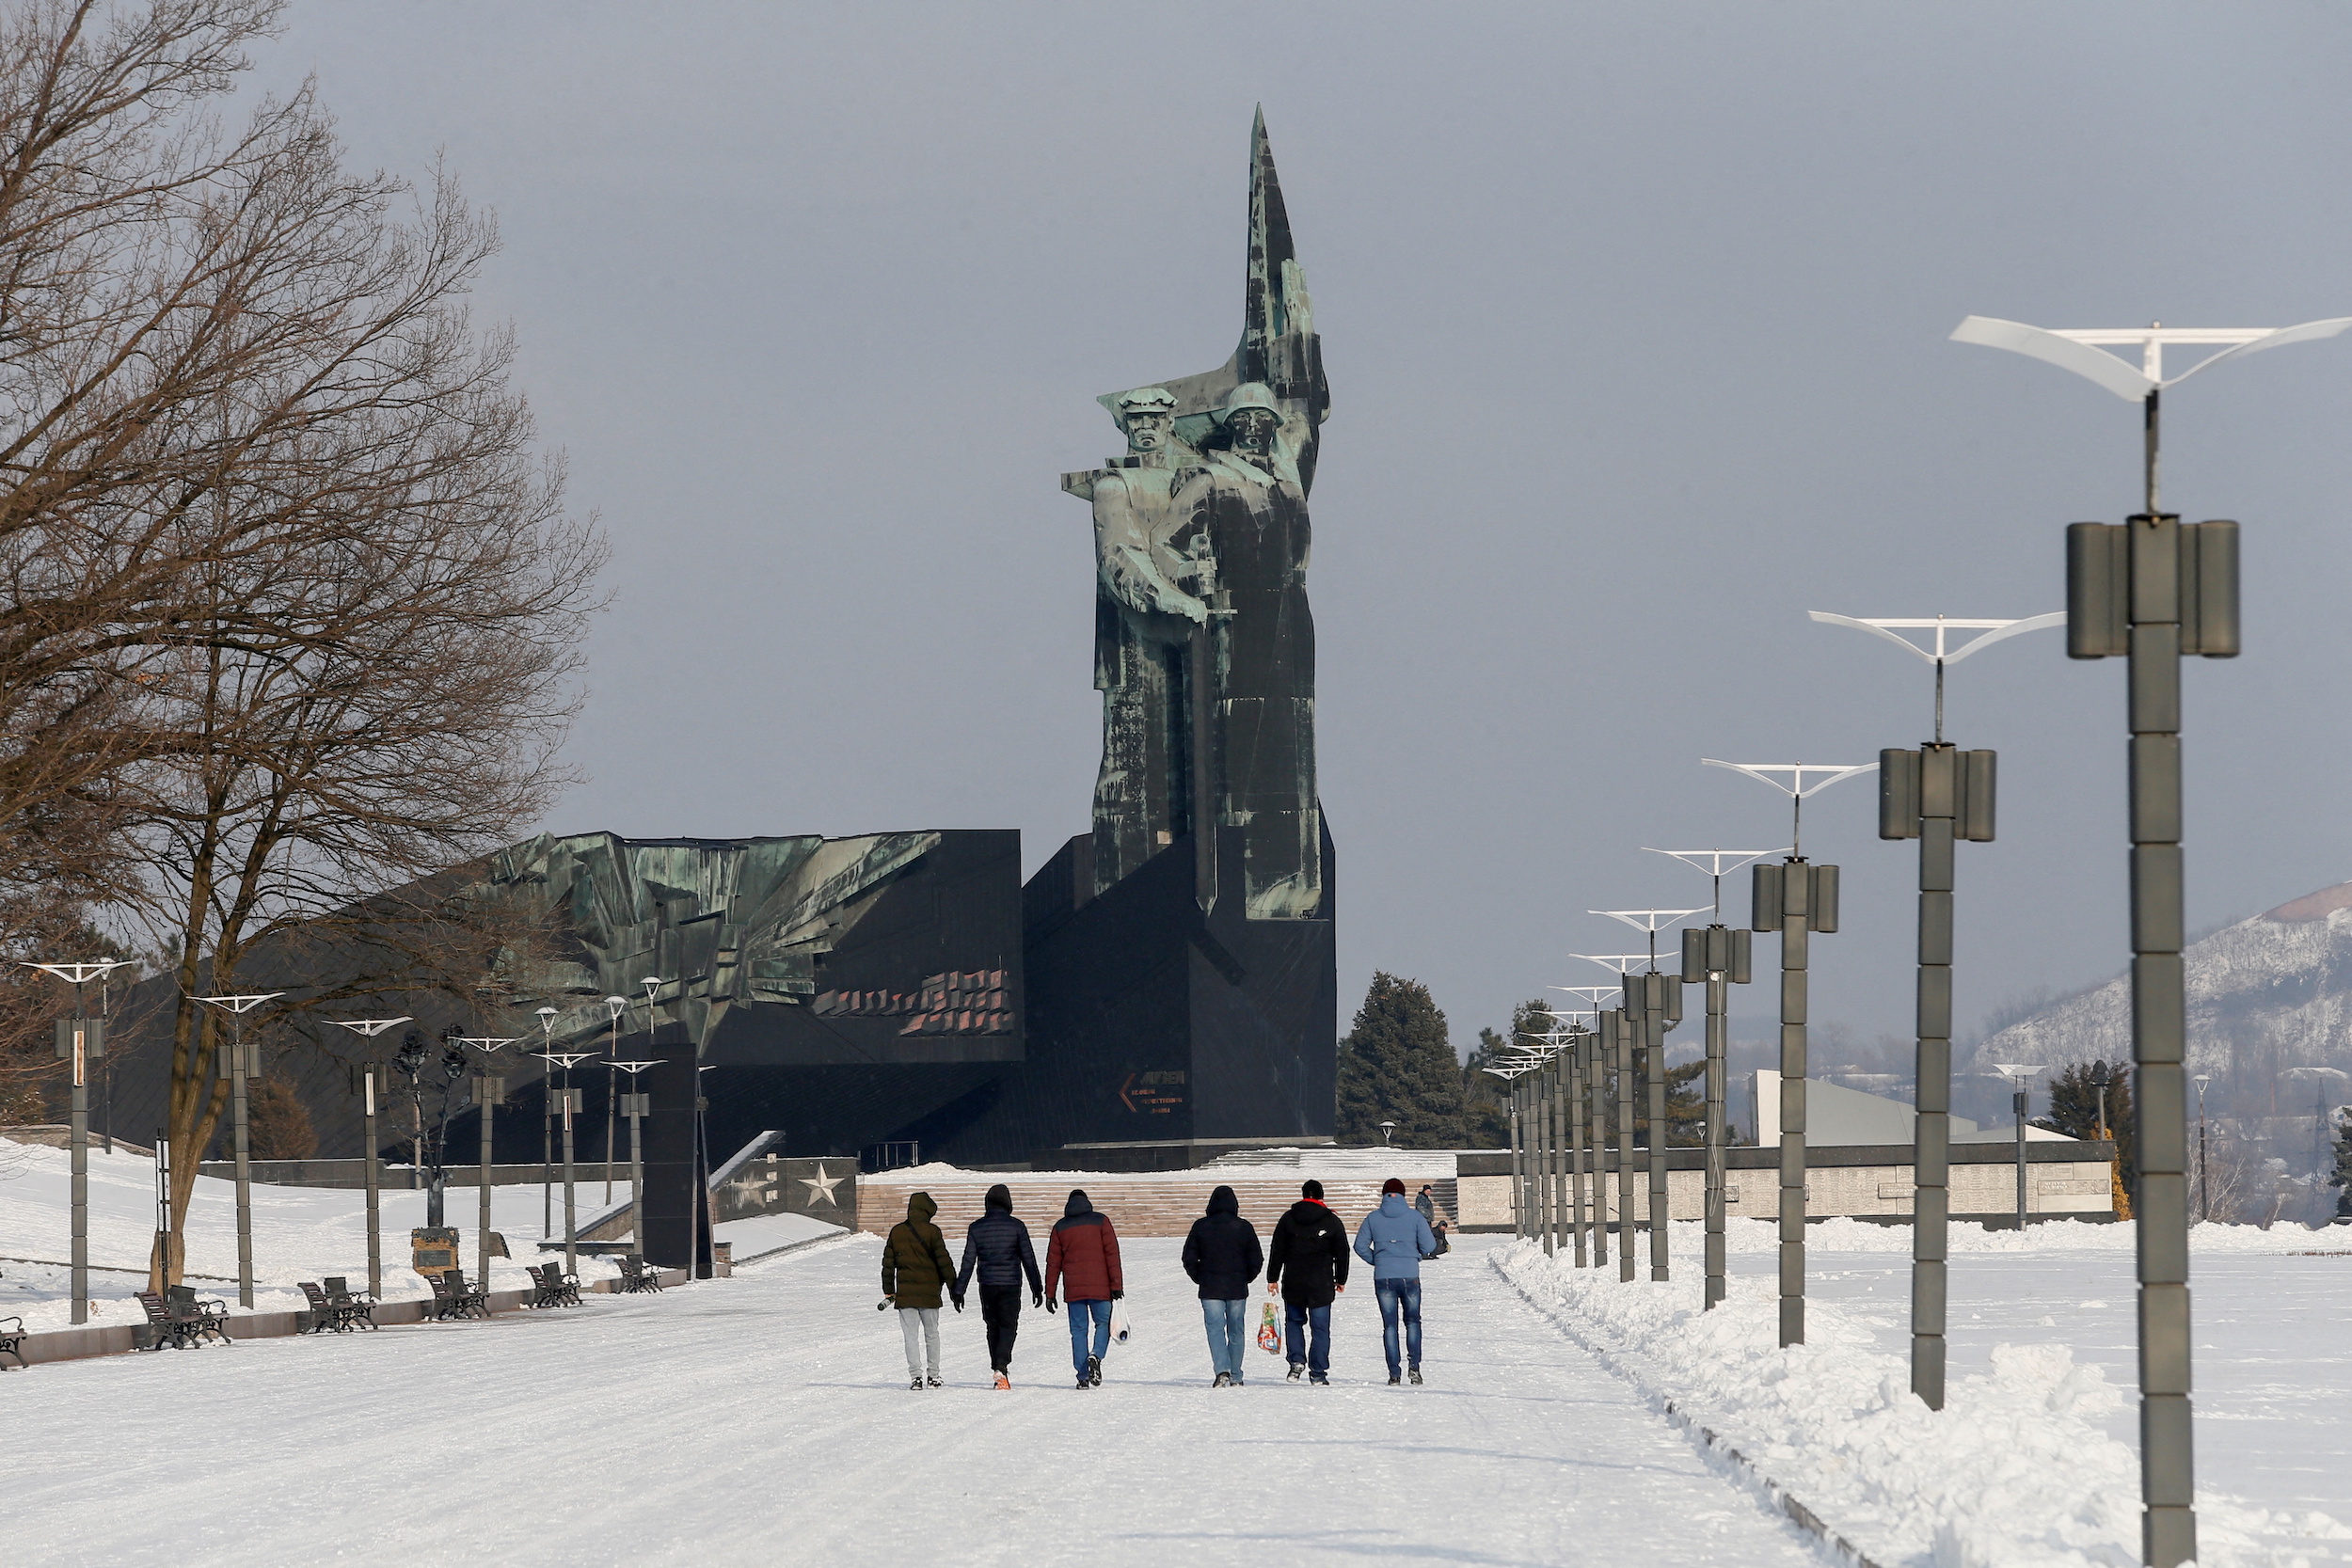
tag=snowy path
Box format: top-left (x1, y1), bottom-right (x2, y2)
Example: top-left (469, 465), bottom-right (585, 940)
top-left (5, 1234), bottom-right (1821, 1568)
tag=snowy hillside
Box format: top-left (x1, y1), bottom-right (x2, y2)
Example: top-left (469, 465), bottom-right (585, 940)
top-left (1977, 880), bottom-right (2352, 1126)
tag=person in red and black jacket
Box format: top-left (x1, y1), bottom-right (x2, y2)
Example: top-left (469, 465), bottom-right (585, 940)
top-left (1043, 1188), bottom-right (1124, 1389)
top-left (1266, 1178), bottom-right (1350, 1384)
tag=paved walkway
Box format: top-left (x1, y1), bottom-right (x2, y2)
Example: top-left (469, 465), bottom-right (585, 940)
top-left (8, 1234), bottom-right (1824, 1566)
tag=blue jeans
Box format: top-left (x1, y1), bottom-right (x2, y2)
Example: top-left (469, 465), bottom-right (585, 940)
top-left (1066, 1298), bottom-right (1112, 1375)
top-left (1200, 1297), bottom-right (1249, 1379)
top-left (1375, 1278), bottom-right (1422, 1377)
top-left (1284, 1301), bottom-right (1330, 1376)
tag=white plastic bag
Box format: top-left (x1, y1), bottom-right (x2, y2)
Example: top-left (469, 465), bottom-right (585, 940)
top-left (1110, 1300), bottom-right (1133, 1345)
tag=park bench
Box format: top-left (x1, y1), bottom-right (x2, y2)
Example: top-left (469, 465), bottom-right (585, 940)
top-left (323, 1276), bottom-right (376, 1331)
top-left (136, 1287), bottom-right (231, 1349)
top-left (0, 1312), bottom-right (24, 1369)
top-left (615, 1255), bottom-right (664, 1294)
top-left (525, 1262), bottom-right (581, 1308)
top-left (427, 1268), bottom-right (491, 1321)
top-left (297, 1282), bottom-right (336, 1332)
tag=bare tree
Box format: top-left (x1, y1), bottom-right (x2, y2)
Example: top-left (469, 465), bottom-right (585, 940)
top-left (0, 4), bottom-right (603, 1284)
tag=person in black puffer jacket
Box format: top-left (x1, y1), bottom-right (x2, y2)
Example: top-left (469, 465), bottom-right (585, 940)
top-left (956, 1183), bottom-right (1043, 1388)
top-left (1182, 1184), bottom-right (1263, 1387)
top-left (1265, 1178), bottom-right (1350, 1384)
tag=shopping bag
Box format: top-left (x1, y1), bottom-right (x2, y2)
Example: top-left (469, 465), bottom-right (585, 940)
top-left (1256, 1299), bottom-right (1281, 1354)
top-left (1110, 1300), bottom-right (1132, 1345)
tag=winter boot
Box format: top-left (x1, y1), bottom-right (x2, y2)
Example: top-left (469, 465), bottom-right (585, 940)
top-left (993, 1371), bottom-right (1010, 1390)
top-left (1408, 1367), bottom-right (1423, 1386)
top-left (909, 1377), bottom-right (923, 1391)
top-left (1286, 1363), bottom-right (1304, 1382)
top-left (1310, 1373), bottom-right (1330, 1386)
top-left (1074, 1373), bottom-right (1091, 1390)
top-left (1214, 1371), bottom-right (1232, 1388)
top-left (1086, 1354), bottom-right (1102, 1386)
top-left (926, 1375), bottom-right (942, 1388)
top-left (1387, 1374), bottom-right (1401, 1386)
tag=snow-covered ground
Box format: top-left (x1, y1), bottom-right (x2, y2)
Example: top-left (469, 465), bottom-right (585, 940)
top-left (0, 1140), bottom-right (646, 1328)
top-left (2, 1230), bottom-right (1838, 1567)
top-left (1503, 1216), bottom-right (2352, 1567)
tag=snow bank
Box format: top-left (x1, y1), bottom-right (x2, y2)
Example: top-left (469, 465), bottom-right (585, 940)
top-left (1692, 1215), bottom-right (2347, 1257)
top-left (1496, 1242), bottom-right (2352, 1568)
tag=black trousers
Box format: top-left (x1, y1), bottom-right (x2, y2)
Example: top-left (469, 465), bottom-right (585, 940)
top-left (979, 1282), bottom-right (1024, 1370)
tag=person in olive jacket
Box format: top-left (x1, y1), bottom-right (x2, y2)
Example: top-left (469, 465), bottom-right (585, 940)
top-left (1265, 1178), bottom-right (1350, 1385)
top-left (880, 1191), bottom-right (961, 1389)
top-left (1043, 1189), bottom-right (1123, 1389)
top-left (1181, 1183), bottom-right (1263, 1387)
top-left (955, 1183), bottom-right (1043, 1389)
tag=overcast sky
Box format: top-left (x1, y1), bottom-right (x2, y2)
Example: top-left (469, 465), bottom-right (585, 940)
top-left (246, 3), bottom-right (2352, 1064)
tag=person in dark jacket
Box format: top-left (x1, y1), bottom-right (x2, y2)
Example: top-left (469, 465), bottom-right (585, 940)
top-left (1043, 1188), bottom-right (1124, 1389)
top-left (1264, 1178), bottom-right (1350, 1385)
top-left (880, 1191), bottom-right (961, 1389)
top-left (956, 1183), bottom-right (1044, 1389)
top-left (1181, 1184), bottom-right (1264, 1387)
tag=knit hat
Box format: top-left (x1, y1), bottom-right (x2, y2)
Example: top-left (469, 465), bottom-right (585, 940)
top-left (1382, 1178), bottom-right (1406, 1196)
top-left (1301, 1179), bottom-right (1325, 1199)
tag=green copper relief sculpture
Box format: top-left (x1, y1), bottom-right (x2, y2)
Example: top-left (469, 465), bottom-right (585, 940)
top-left (1062, 112), bottom-right (1329, 922)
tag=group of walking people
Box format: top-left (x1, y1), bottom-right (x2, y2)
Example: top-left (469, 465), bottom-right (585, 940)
top-left (878, 1177), bottom-right (1448, 1390)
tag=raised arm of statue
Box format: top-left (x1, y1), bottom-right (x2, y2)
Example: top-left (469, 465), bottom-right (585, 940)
top-left (1095, 471), bottom-right (1205, 625)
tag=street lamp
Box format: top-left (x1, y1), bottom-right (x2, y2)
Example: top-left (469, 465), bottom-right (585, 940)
top-left (1574, 953), bottom-right (1660, 1284)
top-left (1993, 1064), bottom-right (2047, 1231)
top-left (22, 960), bottom-right (133, 1323)
top-left (451, 1035), bottom-right (518, 1290)
top-left (1553, 985), bottom-right (1620, 1269)
top-left (601, 995), bottom-right (628, 1201)
top-left (1592, 910), bottom-right (1699, 1284)
top-left (1376, 1119), bottom-right (1396, 1148)
top-left (531, 1005), bottom-right (595, 1275)
top-left (1703, 760), bottom-right (1869, 1347)
top-left (1812, 607), bottom-right (2059, 1410)
top-left (1646, 851), bottom-right (1773, 1310)
top-left (326, 1016), bottom-right (412, 1299)
top-left (2192, 1074), bottom-right (2212, 1225)
top-left (192, 990), bottom-right (283, 1307)
top-left (1953, 313), bottom-right (2352, 1568)
top-left (1480, 1059), bottom-right (1536, 1241)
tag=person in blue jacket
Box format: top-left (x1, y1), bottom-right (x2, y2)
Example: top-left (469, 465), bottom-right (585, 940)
top-left (1352, 1176), bottom-right (1439, 1385)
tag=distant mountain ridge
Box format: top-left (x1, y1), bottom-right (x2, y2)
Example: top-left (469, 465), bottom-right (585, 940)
top-left (1976, 879), bottom-right (2352, 1124)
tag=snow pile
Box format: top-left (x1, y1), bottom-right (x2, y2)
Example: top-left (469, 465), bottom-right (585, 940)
top-left (1692, 1214), bottom-right (2346, 1257)
top-left (1497, 1241), bottom-right (2352, 1568)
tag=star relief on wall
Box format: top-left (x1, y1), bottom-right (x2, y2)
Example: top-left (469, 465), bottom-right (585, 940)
top-left (800, 1162), bottom-right (843, 1207)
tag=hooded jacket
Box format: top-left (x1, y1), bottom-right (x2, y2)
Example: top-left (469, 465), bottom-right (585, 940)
top-left (1042, 1190), bottom-right (1123, 1304)
top-left (1266, 1197), bottom-right (1351, 1307)
top-left (956, 1183), bottom-right (1043, 1297)
top-left (881, 1191), bottom-right (960, 1310)
top-left (1353, 1192), bottom-right (1439, 1281)
top-left (1180, 1184), bottom-right (1264, 1301)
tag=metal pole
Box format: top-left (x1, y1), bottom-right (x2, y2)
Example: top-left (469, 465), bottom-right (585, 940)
top-left (1775, 862), bottom-right (1812, 1348)
top-left (2014, 1087), bottom-right (2030, 1229)
top-left (69, 1003), bottom-right (88, 1325)
top-left (1569, 1032), bottom-right (1590, 1268)
top-left (562, 1085), bottom-right (579, 1275)
top-left (1645, 976), bottom-right (1671, 1283)
top-left (153, 1131), bottom-right (171, 1288)
top-left (1590, 1021), bottom-right (1611, 1269)
top-left (479, 1076), bottom-right (496, 1291)
top-left (1705, 968), bottom-right (1727, 1308)
top-left (1914, 752), bottom-right (1957, 1406)
top-left (542, 1084), bottom-right (553, 1237)
top-left (1615, 1008), bottom-right (1636, 1284)
top-left (1548, 1062), bottom-right (1565, 1254)
top-left (230, 1024), bottom-right (254, 1308)
top-left (1506, 1078), bottom-right (1523, 1240)
top-left (628, 1101), bottom-right (646, 1248)
top-left (1540, 1060), bottom-right (1559, 1256)
top-left (363, 1069), bottom-right (381, 1297)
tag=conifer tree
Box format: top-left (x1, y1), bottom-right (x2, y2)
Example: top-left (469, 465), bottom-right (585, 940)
top-left (1335, 973), bottom-right (1466, 1147)
top-left (245, 1076), bottom-right (319, 1162)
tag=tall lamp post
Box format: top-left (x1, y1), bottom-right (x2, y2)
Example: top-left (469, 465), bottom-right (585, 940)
top-left (2191, 1074), bottom-right (2211, 1223)
top-left (1550, 985), bottom-right (1619, 1266)
top-left (1592, 909), bottom-right (1700, 1282)
top-left (23, 959), bottom-right (134, 1324)
top-left (1811, 608), bottom-right (2058, 1406)
top-left (1994, 1064), bottom-right (2047, 1229)
top-left (453, 1035), bottom-right (517, 1289)
top-left (1573, 953), bottom-right (1661, 1283)
top-left (532, 1005), bottom-right (595, 1275)
top-left (1953, 313), bottom-right (2352, 1568)
top-left (601, 995), bottom-right (628, 1201)
top-left (193, 990), bottom-right (283, 1307)
top-left (326, 1016), bottom-right (411, 1299)
top-left (1704, 760), bottom-right (1870, 1347)
top-left (1646, 851), bottom-right (1774, 1309)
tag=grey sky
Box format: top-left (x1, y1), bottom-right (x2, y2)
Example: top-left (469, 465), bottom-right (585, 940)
top-left (246, 3), bottom-right (2352, 1060)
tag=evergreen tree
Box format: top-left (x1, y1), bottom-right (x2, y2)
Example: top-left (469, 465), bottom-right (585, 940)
top-left (1334, 973), bottom-right (1466, 1148)
top-left (1459, 998), bottom-right (1551, 1148)
top-left (246, 1076), bottom-right (319, 1162)
top-left (2033, 1059), bottom-right (2137, 1188)
top-left (2328, 1108), bottom-right (2352, 1218)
